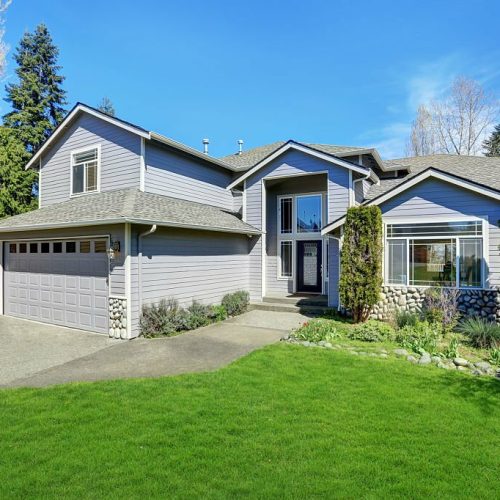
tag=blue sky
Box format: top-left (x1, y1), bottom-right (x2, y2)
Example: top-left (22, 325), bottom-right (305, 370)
top-left (2, 0), bottom-right (500, 159)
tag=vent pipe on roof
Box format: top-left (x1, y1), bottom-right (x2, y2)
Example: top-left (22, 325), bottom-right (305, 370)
top-left (202, 138), bottom-right (209, 154)
top-left (238, 139), bottom-right (244, 155)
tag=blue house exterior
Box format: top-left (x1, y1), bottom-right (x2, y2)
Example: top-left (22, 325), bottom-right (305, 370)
top-left (0, 103), bottom-right (498, 338)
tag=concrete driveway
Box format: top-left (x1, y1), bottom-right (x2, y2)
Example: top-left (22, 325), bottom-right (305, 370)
top-left (0, 310), bottom-right (308, 388)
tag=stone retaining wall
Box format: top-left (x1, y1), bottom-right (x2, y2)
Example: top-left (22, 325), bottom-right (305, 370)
top-left (109, 297), bottom-right (127, 338)
top-left (370, 287), bottom-right (500, 324)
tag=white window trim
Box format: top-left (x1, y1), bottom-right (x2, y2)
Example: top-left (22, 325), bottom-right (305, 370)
top-left (70, 144), bottom-right (101, 197)
top-left (278, 240), bottom-right (293, 279)
top-left (276, 192), bottom-right (326, 284)
top-left (383, 216), bottom-right (489, 290)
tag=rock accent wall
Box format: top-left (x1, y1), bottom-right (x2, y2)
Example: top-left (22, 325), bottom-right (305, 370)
top-left (370, 286), bottom-right (500, 324)
top-left (109, 297), bottom-right (127, 339)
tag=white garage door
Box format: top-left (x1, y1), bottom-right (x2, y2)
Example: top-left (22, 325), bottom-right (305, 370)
top-left (4, 239), bottom-right (109, 334)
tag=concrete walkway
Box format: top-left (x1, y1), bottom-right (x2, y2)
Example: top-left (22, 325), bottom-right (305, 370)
top-left (1, 310), bottom-right (308, 388)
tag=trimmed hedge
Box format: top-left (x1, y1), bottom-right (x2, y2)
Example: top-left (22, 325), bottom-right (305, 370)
top-left (339, 206), bottom-right (383, 323)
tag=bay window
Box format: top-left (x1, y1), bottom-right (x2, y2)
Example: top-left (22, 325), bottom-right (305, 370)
top-left (385, 220), bottom-right (484, 288)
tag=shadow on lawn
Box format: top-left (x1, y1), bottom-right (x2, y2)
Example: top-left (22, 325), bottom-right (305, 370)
top-left (415, 369), bottom-right (500, 416)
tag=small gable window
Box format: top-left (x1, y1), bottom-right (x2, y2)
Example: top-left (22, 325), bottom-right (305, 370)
top-left (71, 147), bottom-right (99, 195)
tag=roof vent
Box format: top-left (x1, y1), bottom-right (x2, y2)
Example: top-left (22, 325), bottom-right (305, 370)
top-left (202, 138), bottom-right (209, 155)
top-left (238, 139), bottom-right (244, 155)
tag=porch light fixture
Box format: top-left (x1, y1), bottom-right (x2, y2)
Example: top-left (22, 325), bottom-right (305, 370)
top-left (108, 240), bottom-right (121, 260)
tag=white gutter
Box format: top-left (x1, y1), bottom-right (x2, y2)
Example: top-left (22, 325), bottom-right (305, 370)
top-left (137, 224), bottom-right (157, 315)
top-left (352, 171), bottom-right (373, 206)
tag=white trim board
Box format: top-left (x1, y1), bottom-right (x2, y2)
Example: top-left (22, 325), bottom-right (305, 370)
top-left (226, 142), bottom-right (374, 190)
top-left (321, 168), bottom-right (500, 235)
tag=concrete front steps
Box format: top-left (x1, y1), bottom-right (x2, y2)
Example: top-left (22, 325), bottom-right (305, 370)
top-left (249, 295), bottom-right (331, 315)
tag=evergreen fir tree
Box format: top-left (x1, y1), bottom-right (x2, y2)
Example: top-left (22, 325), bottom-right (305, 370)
top-left (0, 126), bottom-right (37, 217)
top-left (3, 23), bottom-right (66, 153)
top-left (97, 97), bottom-right (115, 116)
top-left (483, 124), bottom-right (500, 157)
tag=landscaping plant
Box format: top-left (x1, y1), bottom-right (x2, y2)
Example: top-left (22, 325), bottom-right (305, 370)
top-left (210, 304), bottom-right (228, 322)
top-left (140, 298), bottom-right (189, 337)
top-left (339, 206), bottom-right (383, 323)
top-left (423, 287), bottom-right (460, 334)
top-left (222, 290), bottom-right (250, 316)
top-left (392, 309), bottom-right (421, 329)
top-left (294, 319), bottom-right (343, 343)
top-left (442, 335), bottom-right (460, 359)
top-left (347, 320), bottom-right (395, 342)
top-left (489, 348), bottom-right (500, 366)
top-left (395, 320), bottom-right (440, 354)
top-left (457, 317), bottom-right (500, 349)
top-left (186, 301), bottom-right (212, 330)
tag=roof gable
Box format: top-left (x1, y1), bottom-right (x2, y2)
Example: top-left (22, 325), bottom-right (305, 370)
top-left (321, 167), bottom-right (500, 234)
top-left (226, 141), bottom-right (374, 190)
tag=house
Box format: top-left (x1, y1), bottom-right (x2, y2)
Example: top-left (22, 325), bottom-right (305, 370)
top-left (0, 103), bottom-right (498, 338)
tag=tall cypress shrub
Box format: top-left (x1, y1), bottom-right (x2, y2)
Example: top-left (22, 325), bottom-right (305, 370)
top-left (339, 206), bottom-right (383, 322)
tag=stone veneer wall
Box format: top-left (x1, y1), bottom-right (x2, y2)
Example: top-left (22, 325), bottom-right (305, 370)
top-left (370, 286), bottom-right (500, 324)
top-left (109, 297), bottom-right (127, 338)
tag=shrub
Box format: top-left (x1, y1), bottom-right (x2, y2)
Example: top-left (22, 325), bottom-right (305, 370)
top-left (442, 335), bottom-right (460, 359)
top-left (140, 298), bottom-right (188, 337)
top-left (393, 309), bottom-right (421, 329)
top-left (395, 321), bottom-right (440, 354)
top-left (294, 319), bottom-right (343, 343)
top-left (339, 206), bottom-right (383, 323)
top-left (186, 301), bottom-right (211, 330)
top-left (489, 348), bottom-right (500, 366)
top-left (422, 287), bottom-right (460, 334)
top-left (210, 304), bottom-right (228, 322)
top-left (222, 290), bottom-right (249, 316)
top-left (347, 320), bottom-right (395, 342)
top-left (457, 317), bottom-right (500, 349)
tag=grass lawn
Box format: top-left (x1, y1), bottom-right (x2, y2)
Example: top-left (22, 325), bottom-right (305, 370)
top-left (1, 344), bottom-right (499, 498)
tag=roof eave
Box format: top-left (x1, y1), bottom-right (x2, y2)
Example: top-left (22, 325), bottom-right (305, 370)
top-left (25, 103), bottom-right (150, 170)
top-left (0, 217), bottom-right (261, 236)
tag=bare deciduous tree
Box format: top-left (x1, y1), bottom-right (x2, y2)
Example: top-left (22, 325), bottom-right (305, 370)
top-left (0, 0), bottom-right (12, 79)
top-left (407, 76), bottom-right (498, 156)
top-left (406, 105), bottom-right (436, 156)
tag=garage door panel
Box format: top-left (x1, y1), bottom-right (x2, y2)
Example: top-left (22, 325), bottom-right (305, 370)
top-left (4, 240), bottom-right (109, 334)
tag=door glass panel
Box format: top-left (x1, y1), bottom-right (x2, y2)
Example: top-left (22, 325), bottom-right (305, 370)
top-left (9, 243), bottom-right (16, 253)
top-left (297, 195), bottom-right (322, 233)
top-left (303, 242), bottom-right (318, 286)
top-left (66, 241), bottom-right (76, 253)
top-left (53, 242), bottom-right (62, 253)
top-left (41, 242), bottom-right (50, 253)
top-left (29, 243), bottom-right (38, 253)
top-left (19, 243), bottom-right (27, 253)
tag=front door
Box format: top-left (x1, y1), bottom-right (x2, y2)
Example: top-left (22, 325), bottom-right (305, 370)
top-left (297, 240), bottom-right (322, 293)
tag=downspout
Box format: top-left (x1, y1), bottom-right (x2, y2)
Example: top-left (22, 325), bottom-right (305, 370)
top-left (138, 224), bottom-right (157, 315)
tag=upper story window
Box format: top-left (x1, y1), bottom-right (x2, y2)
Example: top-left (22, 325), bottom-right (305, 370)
top-left (296, 194), bottom-right (322, 233)
top-left (71, 146), bottom-right (99, 195)
top-left (280, 197), bottom-right (293, 234)
top-left (385, 220), bottom-right (485, 289)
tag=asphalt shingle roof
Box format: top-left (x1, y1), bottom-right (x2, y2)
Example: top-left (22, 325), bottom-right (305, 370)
top-left (0, 189), bottom-right (260, 235)
top-left (365, 154), bottom-right (500, 201)
top-left (221, 141), bottom-right (367, 170)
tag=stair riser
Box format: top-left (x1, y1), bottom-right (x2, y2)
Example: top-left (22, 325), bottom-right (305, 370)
top-left (249, 303), bottom-right (330, 315)
top-left (262, 297), bottom-right (328, 307)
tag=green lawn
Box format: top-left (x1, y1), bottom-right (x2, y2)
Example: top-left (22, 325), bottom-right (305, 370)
top-left (1, 345), bottom-right (499, 499)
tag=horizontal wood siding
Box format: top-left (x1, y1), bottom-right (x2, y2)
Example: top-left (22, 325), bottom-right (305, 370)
top-left (245, 149), bottom-right (350, 300)
top-left (139, 227), bottom-right (250, 313)
top-left (145, 143), bottom-right (235, 211)
top-left (380, 178), bottom-right (500, 288)
top-left (40, 114), bottom-right (141, 207)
